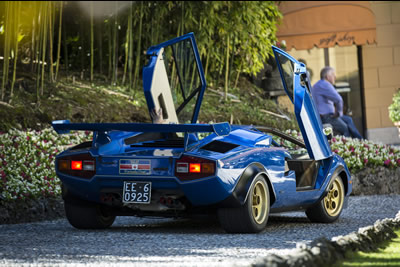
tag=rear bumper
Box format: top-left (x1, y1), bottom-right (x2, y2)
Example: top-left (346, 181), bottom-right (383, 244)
top-left (58, 172), bottom-right (233, 207)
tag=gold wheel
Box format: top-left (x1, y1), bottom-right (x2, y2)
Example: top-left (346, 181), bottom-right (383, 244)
top-left (323, 177), bottom-right (344, 217)
top-left (251, 180), bottom-right (268, 224)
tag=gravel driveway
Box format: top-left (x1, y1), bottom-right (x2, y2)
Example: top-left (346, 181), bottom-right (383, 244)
top-left (1, 195), bottom-right (399, 267)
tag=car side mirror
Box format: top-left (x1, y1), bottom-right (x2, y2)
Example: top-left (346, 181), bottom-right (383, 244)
top-left (294, 62), bottom-right (307, 74)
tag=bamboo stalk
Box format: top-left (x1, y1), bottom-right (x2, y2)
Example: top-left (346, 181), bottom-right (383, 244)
top-left (36, 2), bottom-right (44, 102)
top-left (97, 21), bottom-right (103, 75)
top-left (128, 2), bottom-right (133, 90)
top-left (225, 34), bottom-right (230, 101)
top-left (79, 13), bottom-right (84, 79)
top-left (111, 1), bottom-right (118, 86)
top-left (10, 1), bottom-right (21, 103)
top-left (48, 2), bottom-right (54, 82)
top-left (204, 49), bottom-right (210, 80)
top-left (31, 3), bottom-right (36, 72)
top-left (229, 36), bottom-right (235, 85)
top-left (55, 1), bottom-right (63, 81)
top-left (108, 20), bottom-right (112, 81)
top-left (234, 61), bottom-right (242, 89)
top-left (62, 13), bottom-right (68, 77)
top-left (181, 1), bottom-right (184, 34)
top-left (40, 2), bottom-right (48, 96)
top-left (122, 13), bottom-right (129, 85)
top-left (133, 1), bottom-right (143, 90)
top-left (1, 1), bottom-right (10, 101)
top-left (90, 1), bottom-right (94, 82)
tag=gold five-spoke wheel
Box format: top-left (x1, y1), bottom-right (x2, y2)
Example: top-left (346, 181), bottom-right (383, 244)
top-left (324, 178), bottom-right (344, 217)
top-left (252, 180), bottom-right (268, 224)
top-left (218, 175), bottom-right (270, 233)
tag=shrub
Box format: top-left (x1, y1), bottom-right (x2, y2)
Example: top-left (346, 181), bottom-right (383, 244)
top-left (330, 136), bottom-right (400, 172)
top-left (279, 130), bottom-right (400, 172)
top-left (0, 128), bottom-right (91, 201)
top-left (389, 88), bottom-right (400, 123)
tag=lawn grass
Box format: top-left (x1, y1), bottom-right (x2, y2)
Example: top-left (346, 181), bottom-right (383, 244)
top-left (335, 228), bottom-right (400, 267)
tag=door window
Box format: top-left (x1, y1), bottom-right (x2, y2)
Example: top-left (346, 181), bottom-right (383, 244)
top-left (275, 53), bottom-right (295, 102)
top-left (163, 40), bottom-right (202, 123)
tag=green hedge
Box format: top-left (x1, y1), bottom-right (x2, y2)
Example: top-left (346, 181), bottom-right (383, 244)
top-left (1, 128), bottom-right (399, 201)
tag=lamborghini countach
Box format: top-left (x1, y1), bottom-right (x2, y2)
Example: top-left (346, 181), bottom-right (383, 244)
top-left (52, 33), bottom-right (352, 233)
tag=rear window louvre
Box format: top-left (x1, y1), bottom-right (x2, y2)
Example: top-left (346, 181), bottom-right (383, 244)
top-left (70, 141), bottom-right (92, 151)
top-left (124, 132), bottom-right (164, 145)
top-left (200, 140), bottom-right (239, 153)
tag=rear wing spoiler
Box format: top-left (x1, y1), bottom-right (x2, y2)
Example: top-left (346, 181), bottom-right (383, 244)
top-left (52, 120), bottom-right (231, 136)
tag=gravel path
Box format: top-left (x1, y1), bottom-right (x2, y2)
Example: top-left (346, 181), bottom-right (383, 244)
top-left (1, 195), bottom-right (399, 267)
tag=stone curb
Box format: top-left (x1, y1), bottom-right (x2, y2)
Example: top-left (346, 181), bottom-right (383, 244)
top-left (0, 197), bottom-right (64, 224)
top-left (251, 211), bottom-right (400, 267)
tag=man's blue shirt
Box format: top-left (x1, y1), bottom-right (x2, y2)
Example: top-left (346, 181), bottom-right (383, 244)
top-left (311, 79), bottom-right (344, 116)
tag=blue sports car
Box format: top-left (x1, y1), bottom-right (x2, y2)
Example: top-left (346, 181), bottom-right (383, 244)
top-left (52, 33), bottom-right (352, 233)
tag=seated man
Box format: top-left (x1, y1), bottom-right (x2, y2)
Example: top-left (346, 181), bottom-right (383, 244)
top-left (311, 66), bottom-right (363, 139)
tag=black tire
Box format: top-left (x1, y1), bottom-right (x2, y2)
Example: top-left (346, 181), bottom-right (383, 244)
top-left (64, 199), bottom-right (116, 229)
top-left (218, 175), bottom-right (270, 233)
top-left (306, 174), bottom-right (345, 223)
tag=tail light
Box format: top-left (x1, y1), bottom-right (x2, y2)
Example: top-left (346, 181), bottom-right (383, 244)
top-left (57, 153), bottom-right (96, 179)
top-left (175, 155), bottom-right (215, 181)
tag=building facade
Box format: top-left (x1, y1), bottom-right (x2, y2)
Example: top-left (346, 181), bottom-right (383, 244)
top-left (276, 1), bottom-right (400, 144)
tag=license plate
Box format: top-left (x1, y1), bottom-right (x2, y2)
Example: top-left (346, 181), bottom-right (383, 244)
top-left (122, 181), bottom-right (151, 204)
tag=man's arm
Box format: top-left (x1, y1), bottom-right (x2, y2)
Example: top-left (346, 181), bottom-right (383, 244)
top-left (322, 83), bottom-right (344, 116)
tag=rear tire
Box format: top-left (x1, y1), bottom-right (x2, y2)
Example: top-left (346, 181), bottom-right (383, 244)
top-left (306, 174), bottom-right (345, 223)
top-left (64, 199), bottom-right (116, 229)
top-left (218, 175), bottom-right (270, 233)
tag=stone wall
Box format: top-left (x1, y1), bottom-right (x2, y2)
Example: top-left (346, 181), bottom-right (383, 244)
top-left (0, 197), bottom-right (64, 224)
top-left (364, 1), bottom-right (400, 144)
top-left (351, 166), bottom-right (400, 195)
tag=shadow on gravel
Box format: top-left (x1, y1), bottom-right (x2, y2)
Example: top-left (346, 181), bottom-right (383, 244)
top-left (102, 213), bottom-right (313, 234)
top-left (108, 217), bottom-right (225, 234)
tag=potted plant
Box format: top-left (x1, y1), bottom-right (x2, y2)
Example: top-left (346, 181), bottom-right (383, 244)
top-left (388, 88), bottom-right (400, 136)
